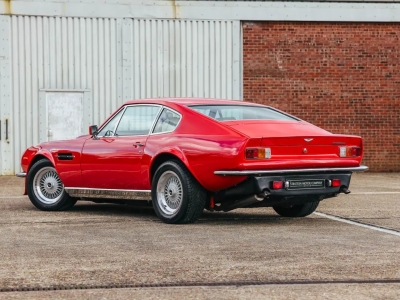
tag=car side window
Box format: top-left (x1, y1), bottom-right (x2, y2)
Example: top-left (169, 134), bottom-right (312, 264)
top-left (115, 105), bottom-right (161, 136)
top-left (97, 108), bottom-right (125, 137)
top-left (152, 108), bottom-right (181, 134)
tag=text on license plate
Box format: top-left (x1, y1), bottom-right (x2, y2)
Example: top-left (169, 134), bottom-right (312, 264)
top-left (288, 179), bottom-right (325, 190)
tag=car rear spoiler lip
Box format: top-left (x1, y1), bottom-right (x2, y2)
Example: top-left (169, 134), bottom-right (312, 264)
top-left (214, 166), bottom-right (369, 176)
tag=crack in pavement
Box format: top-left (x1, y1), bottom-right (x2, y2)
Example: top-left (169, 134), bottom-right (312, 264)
top-left (0, 219), bottom-right (140, 226)
top-left (1, 279), bottom-right (400, 293)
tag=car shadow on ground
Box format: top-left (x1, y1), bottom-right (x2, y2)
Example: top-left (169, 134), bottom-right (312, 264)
top-left (198, 211), bottom-right (293, 225)
top-left (70, 202), bottom-right (156, 217)
top-left (69, 201), bottom-right (289, 225)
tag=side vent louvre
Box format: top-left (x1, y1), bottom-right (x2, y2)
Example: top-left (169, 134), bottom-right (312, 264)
top-left (57, 153), bottom-right (75, 161)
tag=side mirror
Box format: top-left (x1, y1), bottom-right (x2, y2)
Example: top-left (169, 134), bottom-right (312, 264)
top-left (89, 125), bottom-right (98, 136)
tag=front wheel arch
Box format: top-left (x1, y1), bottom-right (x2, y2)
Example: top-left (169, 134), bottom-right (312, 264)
top-left (28, 152), bottom-right (56, 174)
top-left (27, 158), bottom-right (77, 211)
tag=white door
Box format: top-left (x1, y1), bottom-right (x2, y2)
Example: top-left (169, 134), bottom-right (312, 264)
top-left (46, 92), bottom-right (84, 141)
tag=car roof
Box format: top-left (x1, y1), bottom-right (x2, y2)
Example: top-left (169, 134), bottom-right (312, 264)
top-left (124, 98), bottom-right (267, 107)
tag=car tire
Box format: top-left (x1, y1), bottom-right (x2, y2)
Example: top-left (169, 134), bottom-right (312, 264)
top-left (152, 160), bottom-right (206, 224)
top-left (273, 200), bottom-right (320, 218)
top-left (27, 159), bottom-right (77, 211)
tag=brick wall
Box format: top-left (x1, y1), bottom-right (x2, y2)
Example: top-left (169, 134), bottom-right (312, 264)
top-left (243, 22), bottom-right (400, 172)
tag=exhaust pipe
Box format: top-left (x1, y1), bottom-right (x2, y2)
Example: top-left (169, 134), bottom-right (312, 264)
top-left (341, 187), bottom-right (351, 194)
top-left (219, 191), bottom-right (269, 212)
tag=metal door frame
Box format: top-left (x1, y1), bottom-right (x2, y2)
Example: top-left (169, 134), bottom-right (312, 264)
top-left (39, 89), bottom-right (92, 143)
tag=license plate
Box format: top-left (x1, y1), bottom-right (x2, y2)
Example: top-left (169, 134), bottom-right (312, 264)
top-left (287, 179), bottom-right (325, 190)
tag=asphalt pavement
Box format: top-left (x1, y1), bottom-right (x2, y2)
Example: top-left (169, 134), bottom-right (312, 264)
top-left (0, 173), bottom-right (399, 299)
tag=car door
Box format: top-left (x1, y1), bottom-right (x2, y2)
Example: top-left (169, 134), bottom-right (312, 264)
top-left (80, 104), bottom-right (162, 190)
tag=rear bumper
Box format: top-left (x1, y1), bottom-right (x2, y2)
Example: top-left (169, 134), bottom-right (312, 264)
top-left (253, 173), bottom-right (351, 197)
top-left (214, 169), bottom-right (362, 204)
top-left (214, 165), bottom-right (368, 176)
top-left (16, 172), bottom-right (27, 178)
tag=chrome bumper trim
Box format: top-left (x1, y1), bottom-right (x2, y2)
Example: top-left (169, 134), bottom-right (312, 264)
top-left (214, 166), bottom-right (369, 176)
top-left (16, 172), bottom-right (27, 178)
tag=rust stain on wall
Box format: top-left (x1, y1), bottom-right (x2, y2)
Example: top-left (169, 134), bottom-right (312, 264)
top-left (62, 3), bottom-right (67, 15)
top-left (3, 0), bottom-right (11, 14)
top-left (171, 0), bottom-right (180, 19)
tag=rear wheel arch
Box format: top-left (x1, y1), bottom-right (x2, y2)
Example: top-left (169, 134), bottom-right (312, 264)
top-left (150, 152), bottom-right (191, 185)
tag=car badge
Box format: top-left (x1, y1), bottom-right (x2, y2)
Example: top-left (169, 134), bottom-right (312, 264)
top-left (304, 138), bottom-right (313, 142)
top-left (303, 148), bottom-right (308, 154)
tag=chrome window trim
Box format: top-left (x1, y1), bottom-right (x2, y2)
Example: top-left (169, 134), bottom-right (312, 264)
top-left (112, 106), bottom-right (127, 136)
top-left (115, 104), bottom-right (162, 137)
top-left (97, 104), bottom-right (162, 138)
top-left (96, 106), bottom-right (127, 138)
top-left (187, 104), bottom-right (300, 122)
top-left (150, 106), bottom-right (183, 135)
top-left (149, 106), bottom-right (165, 134)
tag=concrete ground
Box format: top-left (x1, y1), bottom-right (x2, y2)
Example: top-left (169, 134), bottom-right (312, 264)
top-left (0, 173), bottom-right (399, 299)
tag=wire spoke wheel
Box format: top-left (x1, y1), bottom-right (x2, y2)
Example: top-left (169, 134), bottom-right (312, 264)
top-left (156, 170), bottom-right (183, 217)
top-left (152, 161), bottom-right (206, 224)
top-left (33, 166), bottom-right (64, 205)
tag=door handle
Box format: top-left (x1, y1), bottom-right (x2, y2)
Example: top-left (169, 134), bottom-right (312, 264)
top-left (134, 142), bottom-right (144, 147)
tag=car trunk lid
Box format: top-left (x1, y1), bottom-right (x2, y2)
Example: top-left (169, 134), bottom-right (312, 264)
top-left (224, 120), bottom-right (362, 161)
top-left (224, 120), bottom-right (330, 138)
top-left (260, 136), bottom-right (361, 159)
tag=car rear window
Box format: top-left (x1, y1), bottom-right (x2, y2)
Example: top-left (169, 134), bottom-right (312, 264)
top-left (189, 105), bottom-right (298, 121)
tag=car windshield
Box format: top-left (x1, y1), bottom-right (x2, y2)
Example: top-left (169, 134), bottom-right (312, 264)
top-left (189, 105), bottom-right (298, 121)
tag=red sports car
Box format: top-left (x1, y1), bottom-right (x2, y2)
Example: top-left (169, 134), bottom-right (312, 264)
top-left (17, 98), bottom-right (368, 224)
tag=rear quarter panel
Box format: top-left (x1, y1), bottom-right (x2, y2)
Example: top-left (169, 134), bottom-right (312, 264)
top-left (146, 106), bottom-right (248, 192)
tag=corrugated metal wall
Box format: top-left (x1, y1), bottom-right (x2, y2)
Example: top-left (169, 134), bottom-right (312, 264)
top-left (0, 16), bottom-right (13, 175)
top-left (7, 16), bottom-right (122, 174)
top-left (0, 16), bottom-right (241, 174)
top-left (122, 19), bottom-right (241, 100)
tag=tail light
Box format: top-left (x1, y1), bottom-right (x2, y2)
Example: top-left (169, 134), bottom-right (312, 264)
top-left (339, 146), bottom-right (361, 157)
top-left (245, 148), bottom-right (271, 159)
top-left (272, 181), bottom-right (283, 189)
top-left (327, 179), bottom-right (341, 187)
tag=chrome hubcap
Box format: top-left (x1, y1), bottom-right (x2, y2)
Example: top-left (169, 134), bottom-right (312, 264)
top-left (33, 167), bottom-right (64, 205)
top-left (156, 171), bottom-right (183, 216)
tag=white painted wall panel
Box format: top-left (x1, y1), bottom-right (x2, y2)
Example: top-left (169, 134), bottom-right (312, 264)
top-left (7, 16), bottom-right (121, 174)
top-left (122, 19), bottom-right (241, 101)
top-left (0, 16), bottom-right (12, 174)
top-left (3, 1), bottom-right (400, 22)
